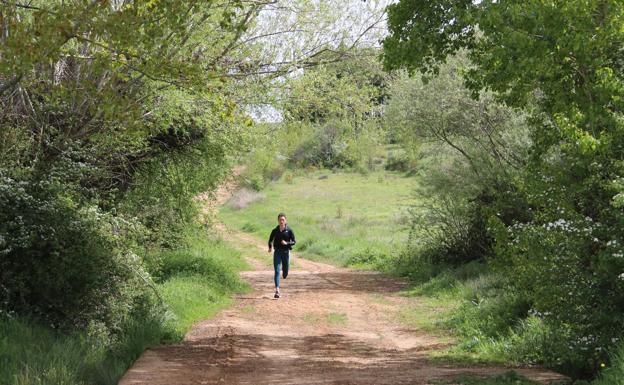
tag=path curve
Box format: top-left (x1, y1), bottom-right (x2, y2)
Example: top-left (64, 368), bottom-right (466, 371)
top-left (119, 174), bottom-right (567, 385)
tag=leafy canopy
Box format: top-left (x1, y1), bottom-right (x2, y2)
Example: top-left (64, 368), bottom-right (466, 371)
top-left (383, 0), bottom-right (624, 148)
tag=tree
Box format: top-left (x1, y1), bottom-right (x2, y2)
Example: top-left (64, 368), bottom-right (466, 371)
top-left (383, 0), bottom-right (624, 375)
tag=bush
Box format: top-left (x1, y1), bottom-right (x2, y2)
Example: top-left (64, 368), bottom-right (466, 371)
top-left (157, 248), bottom-right (241, 290)
top-left (384, 150), bottom-right (417, 173)
top-left (0, 173), bottom-right (153, 334)
top-left (290, 121), bottom-right (380, 171)
top-left (488, 208), bottom-right (624, 376)
top-left (121, 137), bottom-right (229, 248)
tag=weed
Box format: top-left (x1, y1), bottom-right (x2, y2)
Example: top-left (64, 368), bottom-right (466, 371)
top-left (302, 313), bottom-right (321, 325)
top-left (327, 313), bottom-right (348, 325)
top-left (241, 222), bottom-right (258, 233)
top-left (431, 371), bottom-right (544, 385)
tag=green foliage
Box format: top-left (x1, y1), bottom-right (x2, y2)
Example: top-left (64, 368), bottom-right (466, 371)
top-left (433, 371), bottom-right (543, 385)
top-left (0, 229), bottom-right (247, 385)
top-left (592, 342), bottom-right (624, 385)
top-left (385, 54), bottom-right (530, 182)
top-left (239, 52), bottom-right (388, 187)
top-left (283, 53), bottom-right (386, 170)
top-left (0, 2), bottom-right (255, 381)
top-left (384, 1), bottom-right (624, 377)
top-left (0, 172), bottom-right (152, 332)
top-left (385, 55), bottom-right (530, 266)
top-left (345, 248), bottom-right (389, 269)
top-left (384, 148), bottom-right (417, 173)
top-left (0, 316), bottom-right (94, 385)
top-left (155, 238), bottom-right (244, 288)
top-left (155, 230), bottom-right (248, 340)
top-left (284, 50), bottom-right (387, 124)
top-left (0, 313), bottom-right (164, 385)
top-left (488, 207), bottom-right (624, 375)
top-left (121, 135), bottom-right (231, 248)
top-left (383, 0), bottom-right (476, 77)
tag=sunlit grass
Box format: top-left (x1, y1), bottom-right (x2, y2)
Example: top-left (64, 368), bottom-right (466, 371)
top-left (220, 170), bottom-right (417, 267)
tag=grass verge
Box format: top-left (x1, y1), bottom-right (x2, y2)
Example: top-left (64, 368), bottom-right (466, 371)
top-left (431, 371), bottom-right (546, 385)
top-left (0, 228), bottom-right (248, 385)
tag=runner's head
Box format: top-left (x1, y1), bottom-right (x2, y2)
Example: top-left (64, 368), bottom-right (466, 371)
top-left (277, 213), bottom-right (286, 227)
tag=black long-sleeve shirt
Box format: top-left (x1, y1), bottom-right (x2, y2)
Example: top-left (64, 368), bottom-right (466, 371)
top-left (268, 225), bottom-right (296, 250)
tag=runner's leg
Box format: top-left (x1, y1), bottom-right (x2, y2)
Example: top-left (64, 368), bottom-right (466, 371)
top-left (273, 251), bottom-right (281, 288)
top-left (282, 250), bottom-right (289, 279)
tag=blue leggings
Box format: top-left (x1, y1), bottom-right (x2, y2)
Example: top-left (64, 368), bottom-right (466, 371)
top-left (273, 249), bottom-right (290, 288)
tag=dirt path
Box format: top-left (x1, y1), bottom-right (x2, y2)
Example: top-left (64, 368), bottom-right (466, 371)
top-left (119, 177), bottom-right (567, 385)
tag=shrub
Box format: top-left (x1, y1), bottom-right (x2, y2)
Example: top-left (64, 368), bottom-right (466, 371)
top-left (489, 208), bottom-right (624, 376)
top-left (384, 151), bottom-right (417, 173)
top-left (121, 137), bottom-right (229, 248)
top-left (0, 173), bottom-right (153, 334)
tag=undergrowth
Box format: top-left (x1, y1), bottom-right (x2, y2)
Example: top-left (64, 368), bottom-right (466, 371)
top-left (0, 228), bottom-right (247, 385)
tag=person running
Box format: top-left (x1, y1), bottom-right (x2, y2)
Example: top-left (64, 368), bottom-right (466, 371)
top-left (268, 213), bottom-right (296, 299)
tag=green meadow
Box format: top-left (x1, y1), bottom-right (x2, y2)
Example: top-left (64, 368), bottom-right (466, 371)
top-left (220, 170), bottom-right (416, 268)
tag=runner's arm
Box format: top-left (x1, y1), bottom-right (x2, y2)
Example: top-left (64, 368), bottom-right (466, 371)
top-left (268, 229), bottom-right (276, 250)
top-left (288, 229), bottom-right (296, 246)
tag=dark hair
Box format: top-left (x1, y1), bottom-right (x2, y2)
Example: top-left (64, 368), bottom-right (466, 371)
top-left (277, 213), bottom-right (286, 219)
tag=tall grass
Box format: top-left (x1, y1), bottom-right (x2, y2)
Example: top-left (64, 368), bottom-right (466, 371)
top-left (0, 316), bottom-right (94, 385)
top-left (591, 342), bottom-right (624, 385)
top-left (0, 230), bottom-right (248, 385)
top-left (157, 234), bottom-right (249, 340)
top-left (433, 371), bottom-right (544, 385)
top-left (0, 315), bottom-right (162, 385)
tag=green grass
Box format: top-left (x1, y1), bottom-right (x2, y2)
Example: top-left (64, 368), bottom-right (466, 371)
top-left (219, 170), bottom-right (416, 267)
top-left (386, 260), bottom-right (528, 367)
top-left (0, 315), bottom-right (165, 385)
top-left (590, 342), bottom-right (624, 385)
top-left (159, 276), bottom-right (235, 340)
top-left (396, 262), bottom-right (573, 373)
top-left (156, 231), bottom-right (250, 340)
top-left (302, 312), bottom-right (322, 325)
top-left (0, 229), bottom-right (248, 385)
top-left (0, 316), bottom-right (96, 385)
top-left (431, 371), bottom-right (547, 385)
top-left (327, 312), bottom-right (348, 325)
